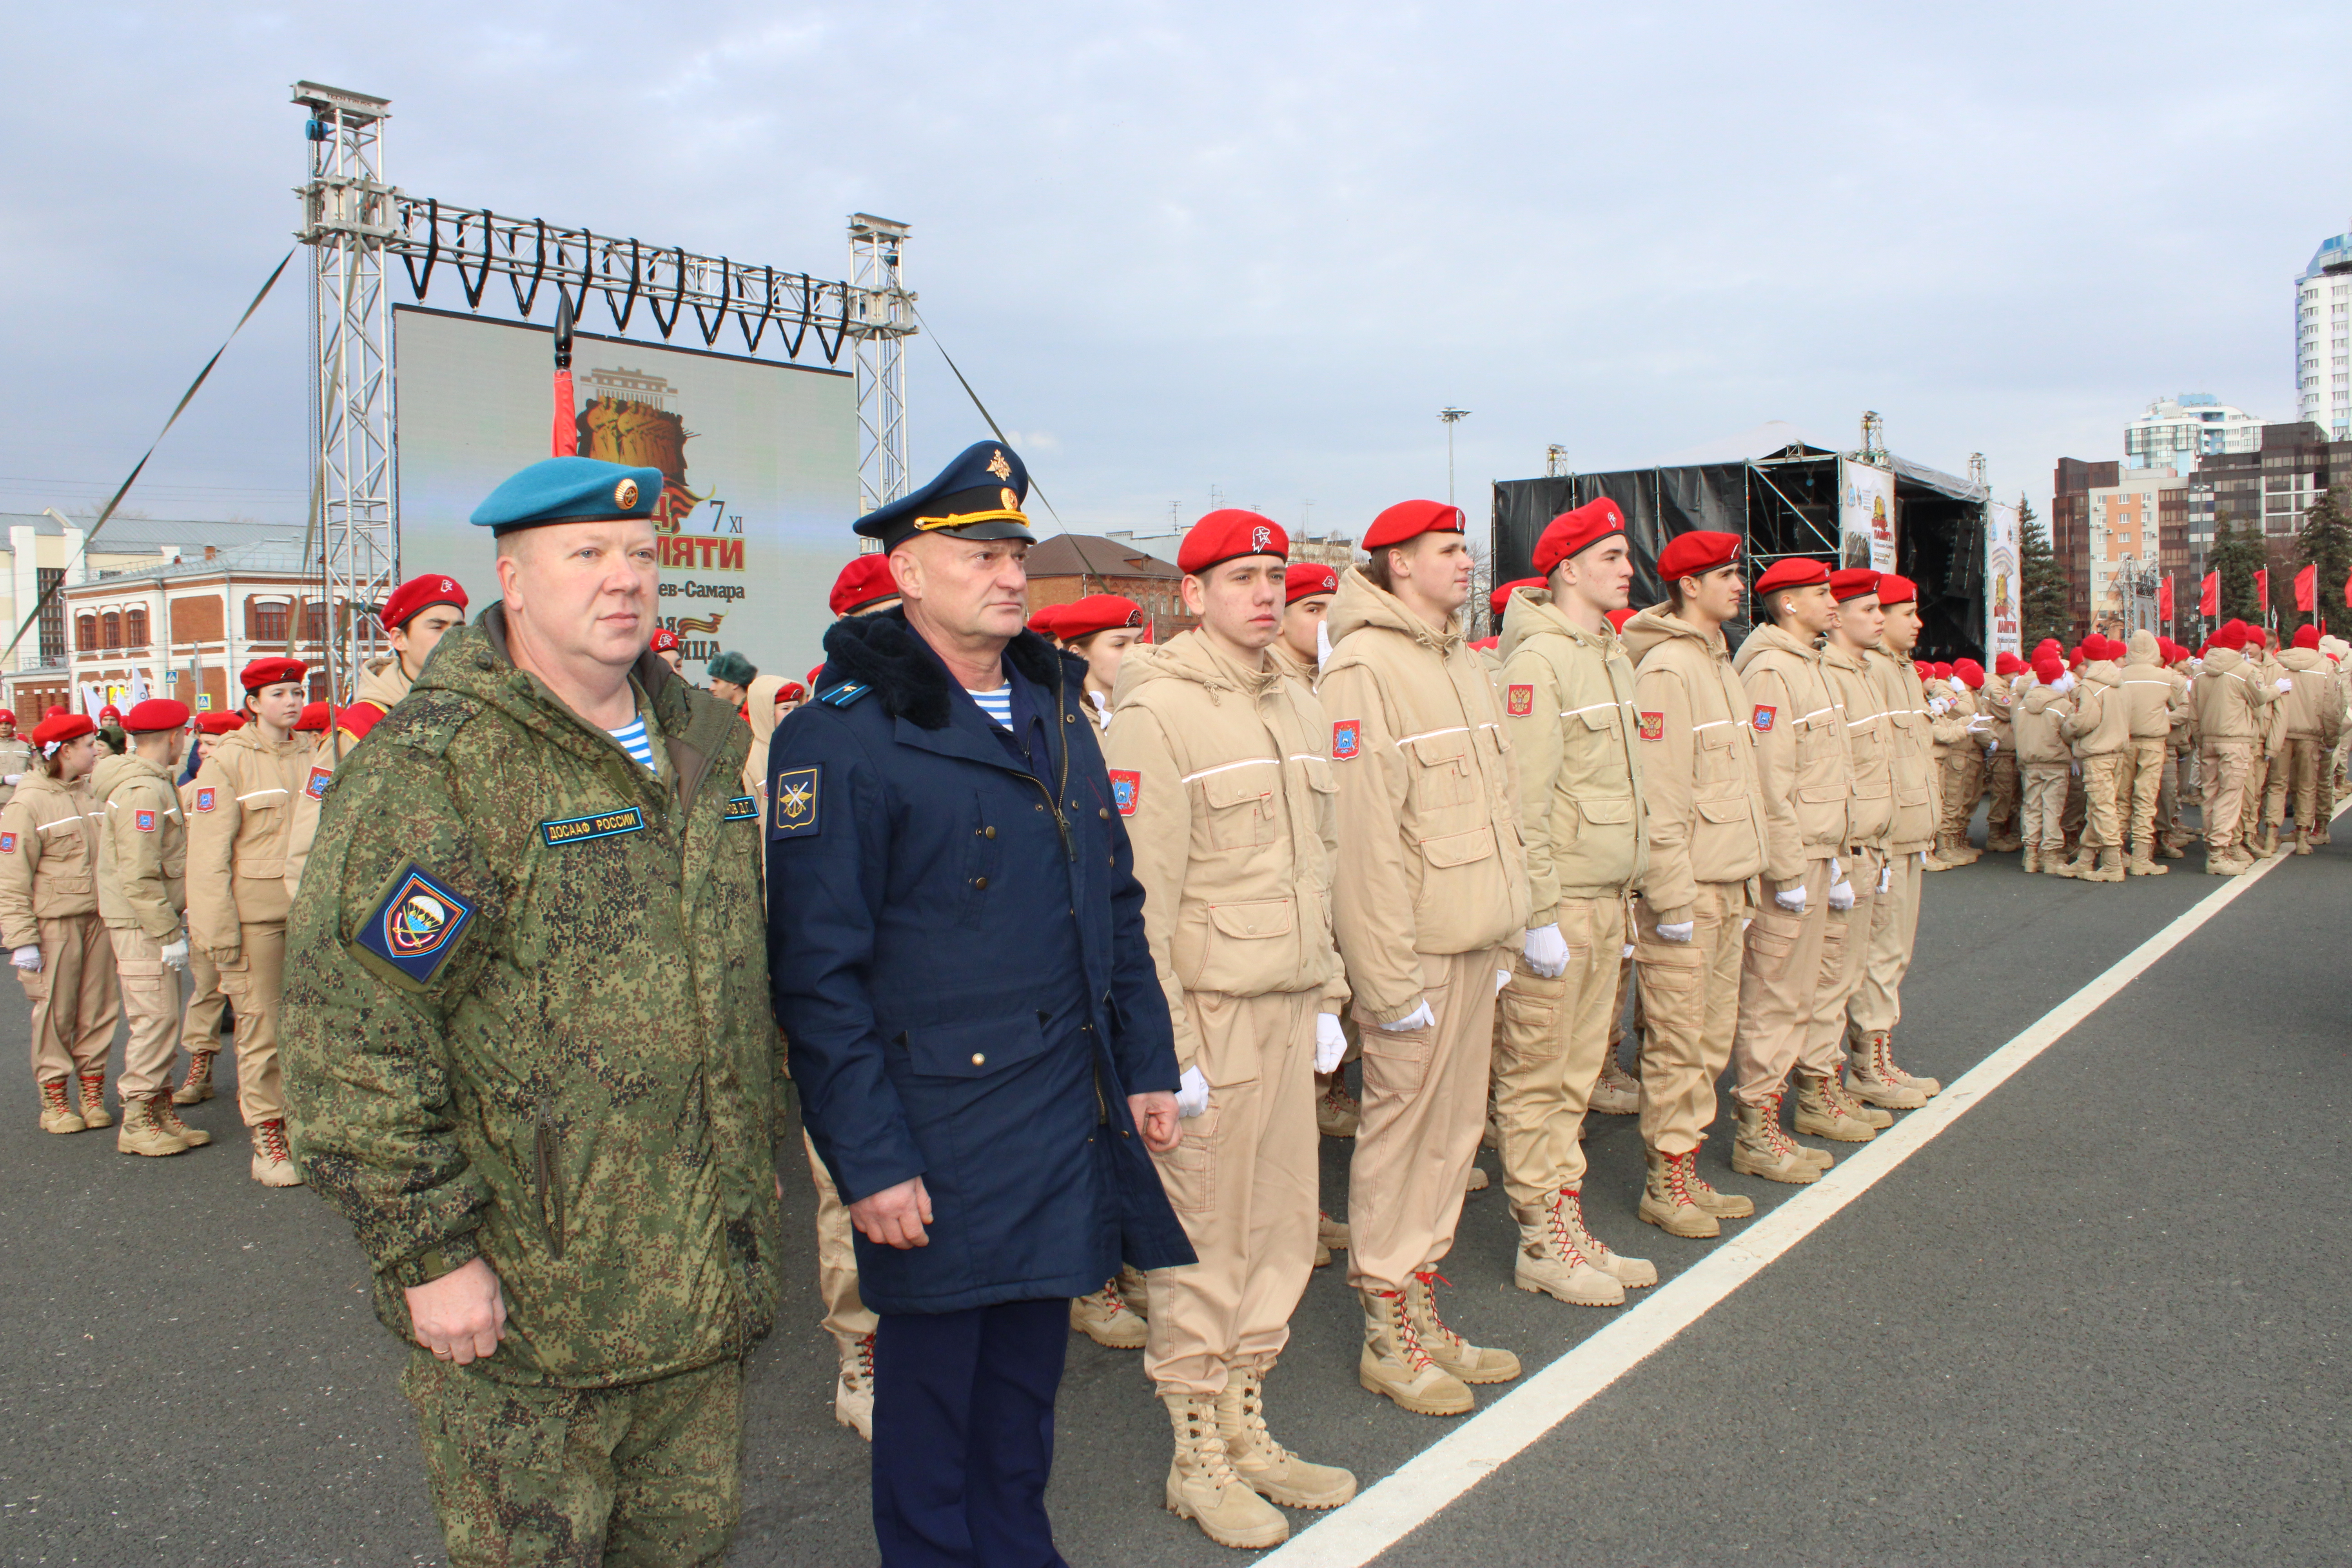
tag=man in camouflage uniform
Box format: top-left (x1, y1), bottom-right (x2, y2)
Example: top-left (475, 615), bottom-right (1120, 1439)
top-left (285, 456), bottom-right (783, 1568)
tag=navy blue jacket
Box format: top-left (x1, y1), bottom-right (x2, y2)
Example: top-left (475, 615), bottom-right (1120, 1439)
top-left (766, 612), bottom-right (1194, 1314)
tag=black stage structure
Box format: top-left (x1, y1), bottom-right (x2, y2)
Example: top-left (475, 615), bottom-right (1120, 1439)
top-left (1492, 443), bottom-right (1990, 661)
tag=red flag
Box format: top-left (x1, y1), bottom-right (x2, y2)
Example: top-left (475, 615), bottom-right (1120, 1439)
top-left (552, 368), bottom-right (577, 457)
top-left (2254, 567), bottom-right (2269, 614)
top-left (2158, 575), bottom-right (2174, 621)
top-left (2343, 567), bottom-right (2352, 610)
top-left (2295, 563), bottom-right (2317, 613)
top-left (2199, 571), bottom-right (2219, 617)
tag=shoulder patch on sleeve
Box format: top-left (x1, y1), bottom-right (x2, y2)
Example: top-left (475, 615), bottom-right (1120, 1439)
top-left (1637, 711), bottom-right (1665, 741)
top-left (352, 861), bottom-right (478, 989)
top-left (134, 809), bottom-right (156, 833)
top-left (1108, 769), bottom-right (1140, 815)
top-left (1506, 684), bottom-right (1534, 717)
top-left (0, 832), bottom-right (15, 853)
top-left (772, 765), bottom-right (822, 837)
top-left (304, 766), bottom-right (333, 801)
top-left (1753, 705), bottom-right (1777, 731)
top-left (194, 787), bottom-right (217, 813)
top-left (1331, 719), bottom-right (1362, 760)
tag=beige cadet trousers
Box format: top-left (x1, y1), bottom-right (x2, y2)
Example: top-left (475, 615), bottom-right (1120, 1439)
top-left (2201, 744), bottom-right (2256, 855)
top-left (1984, 753), bottom-right (2021, 845)
top-left (108, 926), bottom-right (181, 1100)
top-left (2260, 745), bottom-right (2290, 837)
top-left (2123, 737), bottom-right (2166, 856)
top-left (2080, 756), bottom-right (2125, 852)
top-left (1847, 851), bottom-right (1923, 1044)
top-left (180, 946), bottom-right (228, 1056)
top-left (21, 913), bottom-right (120, 1087)
top-left (1147, 989), bottom-right (1319, 1394)
top-left (2286, 738), bottom-right (2328, 836)
top-left (1347, 948), bottom-right (1502, 1295)
top-left (802, 1132), bottom-right (875, 1354)
top-left (1495, 896), bottom-right (1625, 1209)
top-left (214, 920), bottom-right (285, 1126)
top-left (1633, 881), bottom-right (1751, 1157)
top-left (2020, 765), bottom-right (2069, 857)
top-left (2158, 751), bottom-right (2192, 847)
top-left (1938, 752), bottom-right (1984, 844)
top-left (1731, 858), bottom-right (1833, 1107)
top-left (1800, 849), bottom-right (1881, 1077)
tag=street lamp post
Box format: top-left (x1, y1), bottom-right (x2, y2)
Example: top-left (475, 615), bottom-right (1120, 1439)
top-left (1439, 407), bottom-right (1470, 508)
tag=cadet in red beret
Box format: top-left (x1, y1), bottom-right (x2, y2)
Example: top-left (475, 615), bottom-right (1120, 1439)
top-left (1057, 595), bottom-right (1147, 729)
top-left (649, 626), bottom-right (684, 673)
top-left (380, 573), bottom-right (470, 640)
top-left (1976, 655), bottom-right (2024, 855)
top-left (296, 702), bottom-right (332, 733)
top-left (829, 553), bottom-right (902, 620)
top-left (1530, 498), bottom-right (1626, 577)
top-left (195, 711), bottom-right (245, 737)
top-left (1025, 603), bottom-right (1071, 642)
top-left (3, 709), bottom-right (117, 1137)
top-left (1604, 606), bottom-right (1637, 632)
top-left (1828, 567), bottom-right (1880, 605)
top-left (1488, 577), bottom-right (1543, 626)
top-left (1846, 569), bottom-right (1939, 1108)
top-left (1274, 562), bottom-right (1341, 683)
top-left (0, 708), bottom-right (27, 811)
top-left (1357, 500), bottom-right (1474, 631)
top-left (99, 704), bottom-right (123, 726)
top-left (1924, 655), bottom-right (1990, 869)
top-left (1654, 530), bottom-right (1742, 594)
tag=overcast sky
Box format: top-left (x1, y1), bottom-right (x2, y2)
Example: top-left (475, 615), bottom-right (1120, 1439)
top-left (6, 1), bottom-right (2347, 544)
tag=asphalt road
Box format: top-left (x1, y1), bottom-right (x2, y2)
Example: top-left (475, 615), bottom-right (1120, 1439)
top-left (1, 820), bottom-right (2344, 1566)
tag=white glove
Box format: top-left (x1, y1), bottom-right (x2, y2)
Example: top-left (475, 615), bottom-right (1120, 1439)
top-left (1828, 878), bottom-right (1855, 911)
top-left (1928, 696), bottom-right (1951, 716)
top-left (2277, 678), bottom-right (2295, 694)
top-left (0, 774), bottom-right (17, 785)
top-left (1965, 714), bottom-right (1991, 733)
top-left (2051, 671), bottom-right (2076, 695)
top-left (1381, 999), bottom-right (1436, 1032)
top-left (1521, 923), bottom-right (1570, 978)
top-left (1829, 856), bottom-right (1844, 884)
top-left (1774, 886), bottom-right (1808, 914)
top-left (11, 945), bottom-right (39, 972)
top-left (2071, 761), bottom-right (2082, 777)
top-left (1986, 739), bottom-right (1999, 753)
top-left (1495, 969), bottom-right (1511, 995)
top-left (1655, 920), bottom-right (1694, 944)
top-left (159, 938), bottom-right (189, 971)
top-left (1877, 864), bottom-right (1891, 895)
top-left (1176, 1066), bottom-right (1210, 1119)
top-left (1621, 943), bottom-right (1635, 958)
top-left (1314, 1014), bottom-right (1347, 1074)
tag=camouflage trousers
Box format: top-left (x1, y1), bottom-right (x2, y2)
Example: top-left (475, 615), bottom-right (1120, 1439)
top-left (401, 1351), bottom-right (744, 1568)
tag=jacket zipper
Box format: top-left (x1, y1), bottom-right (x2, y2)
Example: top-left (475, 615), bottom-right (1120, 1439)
top-left (533, 1093), bottom-right (565, 1261)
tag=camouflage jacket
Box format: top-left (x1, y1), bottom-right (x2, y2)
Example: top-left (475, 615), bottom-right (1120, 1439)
top-left (283, 606), bottom-right (782, 1388)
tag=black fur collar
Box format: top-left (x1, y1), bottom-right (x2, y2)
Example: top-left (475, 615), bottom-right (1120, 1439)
top-left (820, 609), bottom-right (1074, 730)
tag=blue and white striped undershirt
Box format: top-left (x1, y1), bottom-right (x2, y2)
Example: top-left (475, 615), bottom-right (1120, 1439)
top-left (607, 715), bottom-right (657, 771)
top-left (968, 685), bottom-right (1013, 730)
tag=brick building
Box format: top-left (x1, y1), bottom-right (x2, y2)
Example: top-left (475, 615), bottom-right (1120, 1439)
top-left (1022, 534), bottom-right (1194, 641)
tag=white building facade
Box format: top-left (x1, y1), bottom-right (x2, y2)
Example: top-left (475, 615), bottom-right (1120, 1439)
top-left (2124, 394), bottom-right (2260, 470)
top-left (2296, 230), bottom-right (2352, 438)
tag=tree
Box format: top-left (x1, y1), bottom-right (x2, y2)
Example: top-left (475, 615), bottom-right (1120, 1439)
top-left (2206, 512), bottom-right (2267, 624)
top-left (2296, 483), bottom-right (2352, 632)
top-left (2016, 496), bottom-right (2070, 649)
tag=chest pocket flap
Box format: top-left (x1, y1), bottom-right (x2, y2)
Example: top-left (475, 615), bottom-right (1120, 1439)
top-left (1577, 706), bottom-right (1623, 734)
top-left (1419, 824), bottom-right (1496, 867)
top-left (1408, 732), bottom-right (1475, 810)
top-left (1208, 898), bottom-right (1294, 940)
top-left (1579, 797), bottom-right (1636, 825)
top-left (1695, 797), bottom-right (1749, 824)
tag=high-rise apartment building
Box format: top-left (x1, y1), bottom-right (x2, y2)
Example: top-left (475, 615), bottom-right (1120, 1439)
top-left (2124, 394), bottom-right (2261, 470)
top-left (2296, 229), bottom-right (2352, 437)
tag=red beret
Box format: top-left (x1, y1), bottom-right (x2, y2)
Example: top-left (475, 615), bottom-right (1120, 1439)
top-left (2294, 624), bottom-right (2320, 650)
top-left (1362, 499), bottom-right (1465, 551)
top-left (1876, 574), bottom-right (1918, 607)
top-left (650, 627), bottom-right (682, 653)
top-left (776, 682), bottom-right (806, 702)
top-left (1178, 509), bottom-right (1288, 575)
top-left (1531, 498), bottom-right (1626, 575)
top-left (1993, 652), bottom-right (2025, 677)
top-left (196, 711), bottom-right (246, 736)
top-left (98, 705), bottom-right (122, 724)
top-left (1829, 567), bottom-right (1881, 603)
top-left (1752, 557), bottom-right (1831, 597)
top-left (1657, 530), bottom-right (1742, 584)
top-left (1931, 661), bottom-right (1954, 680)
top-left (241, 656), bottom-right (307, 691)
top-left (2032, 653), bottom-right (2063, 683)
top-left (31, 713), bottom-right (94, 750)
top-left (122, 699), bottom-right (189, 733)
top-left (2245, 626), bottom-right (2269, 648)
top-left (1951, 658), bottom-right (1984, 689)
top-left (1285, 561), bottom-right (1339, 604)
top-left (1026, 603), bottom-right (1070, 637)
top-left (2034, 637), bottom-right (2062, 656)
top-left (296, 702), bottom-right (331, 732)
top-left (42, 707), bottom-right (67, 720)
top-left (381, 573), bottom-right (468, 632)
top-left (1490, 577), bottom-right (1543, 619)
top-left (828, 554), bottom-right (900, 617)
top-left (1605, 606), bottom-right (1637, 632)
top-left (2212, 623), bottom-right (2246, 651)
top-left (1912, 660), bottom-right (1932, 681)
top-left (1058, 595), bottom-right (1144, 641)
top-left (806, 664), bottom-right (826, 689)
top-left (0, 710), bottom-right (15, 724)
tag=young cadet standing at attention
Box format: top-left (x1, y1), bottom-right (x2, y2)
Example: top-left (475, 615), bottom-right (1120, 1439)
top-left (2192, 621), bottom-right (2281, 875)
top-left (1321, 499), bottom-right (1532, 1416)
top-left (1270, 561), bottom-right (1357, 1141)
top-left (1616, 532), bottom-right (1770, 1238)
top-left (2012, 652), bottom-right (2076, 875)
top-left (188, 656), bottom-right (314, 1186)
top-left (1107, 509), bottom-right (1357, 1550)
top-left (1492, 498), bottom-right (1655, 1311)
top-left (170, 711), bottom-right (243, 1108)
top-left (94, 699), bottom-right (205, 1156)
top-left (0, 712), bottom-right (120, 1135)
top-left (2059, 637), bottom-right (2130, 884)
top-left (0, 709), bottom-right (32, 810)
top-left (1726, 557), bottom-right (1856, 1182)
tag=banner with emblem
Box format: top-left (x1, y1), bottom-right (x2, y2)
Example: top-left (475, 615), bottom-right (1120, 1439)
top-left (1838, 458), bottom-right (1897, 572)
top-left (1982, 497), bottom-right (2020, 659)
top-left (392, 305), bottom-right (857, 688)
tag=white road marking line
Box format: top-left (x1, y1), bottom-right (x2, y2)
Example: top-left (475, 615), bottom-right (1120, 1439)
top-left (1265, 811), bottom-right (2333, 1567)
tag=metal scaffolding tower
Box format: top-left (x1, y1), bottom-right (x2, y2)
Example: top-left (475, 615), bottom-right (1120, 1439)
top-left (849, 215), bottom-right (916, 519)
top-left (294, 81), bottom-right (399, 697)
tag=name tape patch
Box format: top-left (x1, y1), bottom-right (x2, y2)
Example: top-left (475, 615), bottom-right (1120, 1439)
top-left (1753, 705), bottom-right (1777, 731)
top-left (723, 796), bottom-right (760, 822)
top-left (1637, 711), bottom-right (1665, 741)
top-left (1332, 719), bottom-right (1361, 760)
top-left (772, 765), bottom-right (821, 837)
top-left (1506, 684), bottom-right (1534, 718)
top-left (539, 806), bottom-right (647, 848)
top-left (354, 863), bottom-right (477, 986)
top-left (1109, 769), bottom-right (1140, 816)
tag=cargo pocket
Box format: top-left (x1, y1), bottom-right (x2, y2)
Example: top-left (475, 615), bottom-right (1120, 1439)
top-left (1199, 766), bottom-right (1279, 851)
top-left (1497, 970), bottom-right (1566, 1062)
top-left (1358, 982), bottom-right (1446, 1099)
top-left (1742, 918), bottom-right (1797, 981)
top-left (1193, 898), bottom-right (1294, 1004)
top-left (1154, 1095), bottom-right (1222, 1215)
top-left (1407, 733), bottom-right (1476, 814)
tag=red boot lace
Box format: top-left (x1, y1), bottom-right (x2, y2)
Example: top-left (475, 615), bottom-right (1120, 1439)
top-left (39, 1079), bottom-right (72, 1115)
top-left (256, 1118), bottom-right (292, 1163)
top-left (848, 1332), bottom-right (875, 1389)
top-left (1410, 1271), bottom-right (1471, 1359)
top-left (1874, 1033), bottom-right (1914, 1087)
top-left (1665, 1150), bottom-right (1702, 1206)
top-left (1372, 1287), bottom-right (1438, 1373)
top-left (1552, 1187), bottom-right (1612, 1265)
top-left (1761, 1093), bottom-right (1804, 1157)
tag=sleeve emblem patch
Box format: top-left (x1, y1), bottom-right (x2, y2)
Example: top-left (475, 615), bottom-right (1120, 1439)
top-left (1753, 705), bottom-right (1777, 731)
top-left (538, 806), bottom-right (648, 848)
top-left (0, 833), bottom-right (15, 853)
top-left (722, 796), bottom-right (760, 822)
top-left (1332, 720), bottom-right (1361, 760)
top-left (194, 788), bottom-right (216, 813)
top-left (134, 810), bottom-right (156, 833)
top-left (1637, 711), bottom-right (1665, 741)
top-left (1506, 684), bottom-right (1534, 717)
top-left (305, 766), bottom-right (332, 801)
top-left (772, 765), bottom-right (821, 837)
top-left (1109, 769), bottom-right (1140, 815)
top-left (355, 863), bottom-right (477, 985)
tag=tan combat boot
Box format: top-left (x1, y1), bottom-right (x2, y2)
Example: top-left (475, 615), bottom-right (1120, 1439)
top-left (1357, 1286), bottom-right (1474, 1416)
top-left (1162, 1390), bottom-right (1288, 1548)
top-left (1465, 1166), bottom-right (1489, 1192)
top-left (1552, 1185), bottom-right (1656, 1287)
top-left (1683, 1162), bottom-right (1755, 1220)
top-left (116, 1093), bottom-right (193, 1157)
top-left (172, 1049), bottom-right (217, 1106)
top-left (1731, 1096), bottom-right (1821, 1185)
top-left (76, 1070), bottom-right (113, 1130)
top-left (1071, 1281), bottom-right (1147, 1348)
top-left (1846, 1030), bottom-right (1927, 1110)
top-left (1874, 1031), bottom-right (1941, 1097)
top-left (2089, 847), bottom-right (2127, 882)
top-left (1405, 1270), bottom-right (1521, 1386)
top-left (155, 1098), bottom-right (212, 1147)
top-left (1589, 1051), bottom-right (1641, 1116)
top-left (1639, 1146), bottom-right (1719, 1238)
top-left (1118, 1263), bottom-right (1151, 1317)
top-left (1793, 1070), bottom-right (1877, 1144)
top-left (1512, 1194), bottom-right (1626, 1308)
top-left (250, 1118), bottom-right (302, 1187)
top-left (2208, 851), bottom-right (2252, 875)
top-left (2045, 849), bottom-right (2079, 878)
top-left (2292, 826), bottom-right (2315, 856)
top-left (1316, 1211), bottom-right (1350, 1269)
top-left (2258, 823), bottom-right (2281, 858)
top-left (1218, 1370), bottom-right (1357, 1511)
top-left (37, 1077), bottom-right (85, 1135)
top-left (2126, 851), bottom-right (2167, 875)
top-left (1315, 1074), bottom-right (1358, 1138)
top-left (834, 1332), bottom-right (874, 1441)
top-left (2021, 845), bottom-right (2040, 874)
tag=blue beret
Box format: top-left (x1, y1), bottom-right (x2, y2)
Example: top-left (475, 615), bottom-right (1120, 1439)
top-left (470, 457), bottom-right (666, 533)
top-left (855, 441), bottom-right (1034, 552)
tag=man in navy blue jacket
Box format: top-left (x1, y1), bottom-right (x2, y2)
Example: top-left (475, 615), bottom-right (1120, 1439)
top-left (767, 441), bottom-right (1192, 1568)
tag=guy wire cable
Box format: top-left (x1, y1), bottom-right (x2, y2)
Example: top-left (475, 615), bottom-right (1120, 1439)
top-left (908, 302), bottom-right (1069, 536)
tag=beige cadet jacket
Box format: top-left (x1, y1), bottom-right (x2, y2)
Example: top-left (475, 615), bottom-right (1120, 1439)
top-left (0, 770), bottom-right (104, 947)
top-left (2278, 646), bottom-right (2346, 744)
top-left (285, 654), bottom-right (413, 899)
top-left (2167, 662), bottom-right (2200, 755)
top-left (1928, 679), bottom-right (1985, 755)
top-left (2119, 632), bottom-right (2189, 742)
top-left (93, 752), bottom-right (185, 940)
top-left (1319, 568), bottom-right (1532, 1024)
top-left (2061, 662), bottom-right (2131, 758)
top-left (1267, 639), bottom-right (1316, 687)
top-left (1620, 606), bottom-right (1768, 924)
top-left (1870, 649), bottom-right (1938, 853)
top-left (1104, 630), bottom-right (1346, 1072)
top-left (2191, 648), bottom-right (2279, 746)
top-left (1820, 642), bottom-right (1893, 849)
top-left (2011, 683), bottom-right (2074, 766)
top-left (1732, 622), bottom-right (1850, 879)
top-left (1979, 674), bottom-right (2016, 752)
top-left (0, 736), bottom-right (33, 809)
top-left (187, 724), bottom-right (312, 951)
top-left (1497, 591), bottom-right (1647, 907)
